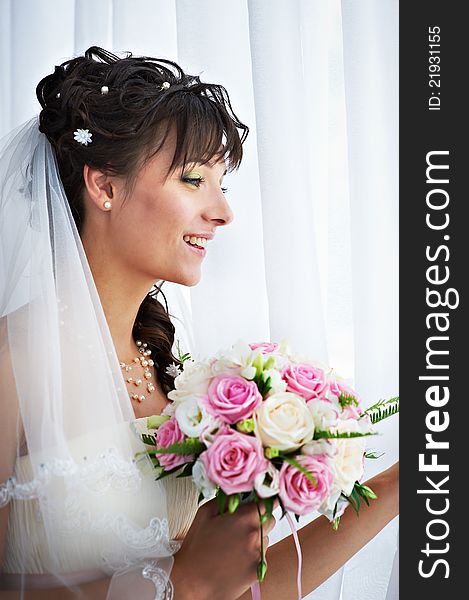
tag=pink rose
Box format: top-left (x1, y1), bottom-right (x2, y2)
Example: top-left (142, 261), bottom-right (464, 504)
top-left (205, 375), bottom-right (262, 424)
top-left (201, 429), bottom-right (268, 495)
top-left (156, 416), bottom-right (194, 471)
top-left (279, 454), bottom-right (334, 515)
top-left (281, 363), bottom-right (327, 402)
top-left (249, 342), bottom-right (280, 354)
top-left (328, 380), bottom-right (364, 418)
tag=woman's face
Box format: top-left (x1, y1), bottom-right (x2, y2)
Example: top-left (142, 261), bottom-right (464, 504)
top-left (90, 130), bottom-right (234, 288)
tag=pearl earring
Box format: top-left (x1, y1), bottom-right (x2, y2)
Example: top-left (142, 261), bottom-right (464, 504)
top-left (103, 201), bottom-right (112, 210)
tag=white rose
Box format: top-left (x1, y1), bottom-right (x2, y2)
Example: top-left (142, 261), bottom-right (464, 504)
top-left (192, 458), bottom-right (216, 499)
top-left (254, 462), bottom-right (280, 498)
top-left (308, 399), bottom-right (339, 430)
top-left (264, 369), bottom-right (287, 396)
top-left (317, 487), bottom-right (348, 521)
top-left (254, 392), bottom-right (314, 452)
top-left (175, 397), bottom-right (217, 438)
top-left (332, 419), bottom-right (366, 496)
top-left (167, 361), bottom-right (212, 403)
top-left (211, 340), bottom-right (258, 377)
top-left (355, 414), bottom-right (374, 434)
top-left (161, 401), bottom-right (176, 417)
top-left (301, 438), bottom-right (337, 458)
top-left (199, 418), bottom-right (225, 447)
top-left (240, 365), bottom-right (257, 380)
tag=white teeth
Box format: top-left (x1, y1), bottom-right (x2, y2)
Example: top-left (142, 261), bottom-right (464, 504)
top-left (183, 235), bottom-right (208, 247)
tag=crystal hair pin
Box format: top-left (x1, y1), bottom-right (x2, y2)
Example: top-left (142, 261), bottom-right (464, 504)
top-left (165, 363), bottom-right (182, 378)
top-left (160, 81), bottom-right (171, 90)
top-left (73, 128), bottom-right (92, 146)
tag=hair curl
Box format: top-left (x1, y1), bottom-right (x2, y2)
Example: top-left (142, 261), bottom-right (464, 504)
top-left (36, 46), bottom-right (249, 393)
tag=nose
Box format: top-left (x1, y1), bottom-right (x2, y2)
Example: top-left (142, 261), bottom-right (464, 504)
top-left (203, 189), bottom-right (234, 227)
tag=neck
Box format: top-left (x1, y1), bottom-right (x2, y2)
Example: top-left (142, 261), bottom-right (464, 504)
top-left (97, 282), bottom-right (146, 364)
top-left (83, 238), bottom-right (154, 364)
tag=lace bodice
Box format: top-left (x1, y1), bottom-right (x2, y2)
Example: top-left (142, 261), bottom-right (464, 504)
top-left (1, 418), bottom-right (200, 578)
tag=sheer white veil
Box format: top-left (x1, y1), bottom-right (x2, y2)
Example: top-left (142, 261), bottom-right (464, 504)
top-left (0, 116), bottom-right (193, 598)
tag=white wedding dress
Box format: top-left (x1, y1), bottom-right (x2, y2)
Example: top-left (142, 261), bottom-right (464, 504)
top-left (0, 116), bottom-right (202, 596)
top-left (1, 416), bottom-right (200, 590)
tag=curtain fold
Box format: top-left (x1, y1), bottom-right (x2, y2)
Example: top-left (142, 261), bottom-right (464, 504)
top-left (0, 1), bottom-right (399, 598)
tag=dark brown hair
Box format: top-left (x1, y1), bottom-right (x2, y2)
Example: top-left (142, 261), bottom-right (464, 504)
top-left (36, 46), bottom-right (249, 392)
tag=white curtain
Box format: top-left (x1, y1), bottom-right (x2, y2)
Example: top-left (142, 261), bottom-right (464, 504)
top-left (0, 1), bottom-right (399, 598)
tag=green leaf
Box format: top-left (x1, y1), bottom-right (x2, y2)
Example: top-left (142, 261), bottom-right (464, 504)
top-left (153, 437), bottom-right (204, 455)
top-left (236, 418), bottom-right (255, 433)
top-left (263, 497), bottom-right (274, 520)
top-left (364, 450), bottom-right (384, 459)
top-left (332, 499), bottom-right (339, 519)
top-left (277, 495), bottom-right (288, 520)
top-left (257, 560), bottom-right (267, 582)
top-left (252, 353), bottom-right (264, 377)
top-left (175, 339), bottom-right (192, 364)
top-left (356, 483), bottom-right (378, 501)
top-left (314, 430), bottom-right (377, 440)
top-left (264, 447), bottom-right (280, 459)
top-left (282, 455), bottom-right (317, 486)
top-left (147, 415), bottom-right (171, 430)
top-left (345, 482), bottom-right (379, 515)
top-left (155, 464), bottom-right (185, 480)
top-left (338, 392), bottom-right (359, 408)
top-left (228, 493), bottom-right (241, 513)
top-left (348, 487), bottom-right (361, 515)
top-left (241, 490), bottom-right (256, 503)
top-left (258, 374), bottom-right (272, 397)
top-left (176, 461), bottom-right (195, 478)
top-left (217, 489), bottom-right (227, 514)
top-left (364, 396), bottom-right (399, 424)
top-left (141, 433), bottom-right (156, 446)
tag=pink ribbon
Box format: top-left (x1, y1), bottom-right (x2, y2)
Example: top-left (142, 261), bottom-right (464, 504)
top-left (250, 511), bottom-right (302, 600)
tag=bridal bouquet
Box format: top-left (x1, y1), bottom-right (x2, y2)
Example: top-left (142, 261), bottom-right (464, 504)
top-left (141, 340), bottom-right (399, 589)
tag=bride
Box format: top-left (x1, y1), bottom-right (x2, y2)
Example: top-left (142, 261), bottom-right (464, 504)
top-left (0, 46), bottom-right (398, 599)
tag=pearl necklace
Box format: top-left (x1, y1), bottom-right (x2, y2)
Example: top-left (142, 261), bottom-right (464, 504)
top-left (119, 340), bottom-right (156, 403)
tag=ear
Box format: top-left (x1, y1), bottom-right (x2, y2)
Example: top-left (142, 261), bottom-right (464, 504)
top-left (82, 164), bottom-right (115, 211)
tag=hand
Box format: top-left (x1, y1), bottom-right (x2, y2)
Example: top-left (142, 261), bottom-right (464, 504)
top-left (171, 497), bottom-right (277, 600)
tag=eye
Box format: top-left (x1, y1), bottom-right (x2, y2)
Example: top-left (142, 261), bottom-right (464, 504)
top-left (182, 176), bottom-right (205, 188)
top-left (182, 174), bottom-right (228, 194)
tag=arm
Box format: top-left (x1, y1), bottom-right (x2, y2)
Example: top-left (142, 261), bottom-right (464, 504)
top-left (237, 462), bottom-right (399, 600)
top-left (0, 331), bottom-right (177, 599)
top-left (0, 579), bottom-right (111, 599)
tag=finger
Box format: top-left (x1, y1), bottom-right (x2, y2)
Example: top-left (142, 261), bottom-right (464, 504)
top-left (264, 514), bottom-right (277, 534)
top-left (199, 496), bottom-right (220, 518)
top-left (258, 497), bottom-right (280, 513)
